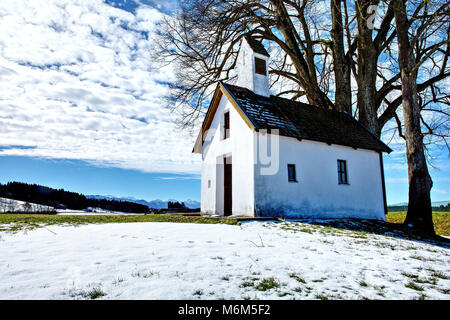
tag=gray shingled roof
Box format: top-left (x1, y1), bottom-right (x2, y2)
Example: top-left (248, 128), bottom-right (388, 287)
top-left (244, 35), bottom-right (270, 57)
top-left (221, 82), bottom-right (392, 153)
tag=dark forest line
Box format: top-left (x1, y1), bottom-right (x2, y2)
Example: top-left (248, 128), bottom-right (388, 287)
top-left (0, 181), bottom-right (150, 213)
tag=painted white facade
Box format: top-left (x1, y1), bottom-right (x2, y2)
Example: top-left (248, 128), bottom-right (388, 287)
top-left (198, 36), bottom-right (387, 221)
top-left (201, 95), bottom-right (255, 216)
top-left (254, 135), bottom-right (386, 220)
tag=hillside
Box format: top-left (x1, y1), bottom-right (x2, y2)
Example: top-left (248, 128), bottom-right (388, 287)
top-left (0, 197), bottom-right (55, 213)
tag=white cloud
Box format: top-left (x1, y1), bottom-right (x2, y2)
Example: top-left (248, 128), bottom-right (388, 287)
top-left (0, 0), bottom-right (201, 173)
top-left (434, 189), bottom-right (448, 195)
top-left (386, 177), bottom-right (408, 183)
top-left (155, 175), bottom-right (200, 181)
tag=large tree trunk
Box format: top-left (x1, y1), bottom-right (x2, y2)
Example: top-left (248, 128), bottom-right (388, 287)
top-left (356, 0), bottom-right (380, 135)
top-left (330, 0), bottom-right (351, 113)
top-left (393, 0), bottom-right (435, 235)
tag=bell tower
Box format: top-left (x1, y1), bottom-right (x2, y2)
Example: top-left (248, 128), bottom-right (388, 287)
top-left (236, 35), bottom-right (270, 97)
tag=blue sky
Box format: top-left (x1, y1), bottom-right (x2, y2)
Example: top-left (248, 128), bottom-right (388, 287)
top-left (0, 0), bottom-right (448, 204)
top-left (0, 156), bottom-right (199, 201)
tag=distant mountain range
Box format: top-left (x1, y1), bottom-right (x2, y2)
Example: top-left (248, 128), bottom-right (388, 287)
top-left (389, 200), bottom-right (450, 207)
top-left (91, 195), bottom-right (450, 210)
top-left (86, 195), bottom-right (200, 209)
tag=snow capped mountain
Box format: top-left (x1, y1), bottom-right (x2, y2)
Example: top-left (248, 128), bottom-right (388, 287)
top-left (86, 195), bottom-right (200, 209)
top-left (184, 199), bottom-right (202, 208)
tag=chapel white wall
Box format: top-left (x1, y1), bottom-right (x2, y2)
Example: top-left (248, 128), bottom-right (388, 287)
top-left (254, 135), bottom-right (386, 220)
top-left (201, 95), bottom-right (255, 216)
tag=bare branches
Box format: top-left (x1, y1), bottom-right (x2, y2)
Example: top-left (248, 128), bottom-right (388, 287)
top-left (153, 0), bottom-right (340, 126)
top-left (153, 0), bottom-right (449, 141)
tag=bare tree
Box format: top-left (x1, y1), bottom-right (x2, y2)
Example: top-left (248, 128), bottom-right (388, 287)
top-left (391, 0), bottom-right (449, 235)
top-left (7, 198), bottom-right (16, 213)
top-left (23, 202), bottom-right (31, 213)
top-left (154, 1), bottom-right (448, 135)
top-left (0, 199), bottom-right (6, 213)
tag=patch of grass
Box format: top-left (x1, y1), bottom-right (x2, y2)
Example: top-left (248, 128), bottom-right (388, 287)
top-left (193, 289), bottom-right (203, 296)
top-left (405, 281), bottom-right (424, 292)
top-left (410, 255), bottom-right (434, 262)
top-left (359, 281), bottom-right (369, 287)
top-left (112, 277), bottom-right (125, 285)
top-left (240, 280), bottom-right (255, 288)
top-left (415, 277), bottom-right (437, 285)
top-left (293, 287), bottom-right (302, 293)
top-left (0, 213), bottom-right (240, 232)
top-left (83, 287), bottom-right (106, 299)
top-left (131, 270), bottom-right (159, 278)
top-left (278, 291), bottom-right (290, 297)
top-left (172, 212), bottom-right (202, 217)
top-left (401, 271), bottom-right (438, 285)
top-left (289, 273), bottom-right (306, 284)
top-left (255, 277), bottom-right (279, 291)
top-left (386, 211), bottom-right (449, 236)
top-left (401, 272), bottom-right (418, 279)
top-left (374, 241), bottom-right (396, 250)
top-left (348, 231), bottom-right (368, 239)
top-left (315, 294), bottom-right (329, 300)
top-left (428, 270), bottom-right (449, 280)
top-left (438, 288), bottom-right (450, 295)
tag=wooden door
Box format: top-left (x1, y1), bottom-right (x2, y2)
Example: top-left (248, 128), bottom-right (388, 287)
top-left (224, 156), bottom-right (232, 216)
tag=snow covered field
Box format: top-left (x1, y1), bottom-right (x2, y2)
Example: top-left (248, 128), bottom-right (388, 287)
top-left (0, 197), bottom-right (138, 215)
top-left (56, 209), bottom-right (139, 215)
top-left (0, 197), bottom-right (54, 213)
top-left (0, 221), bottom-right (449, 300)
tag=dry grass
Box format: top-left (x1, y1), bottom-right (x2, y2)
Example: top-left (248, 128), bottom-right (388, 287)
top-left (0, 213), bottom-right (239, 232)
top-left (386, 211), bottom-right (449, 236)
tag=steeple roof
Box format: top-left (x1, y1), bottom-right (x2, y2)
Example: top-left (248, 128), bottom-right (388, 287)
top-left (244, 35), bottom-right (270, 57)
